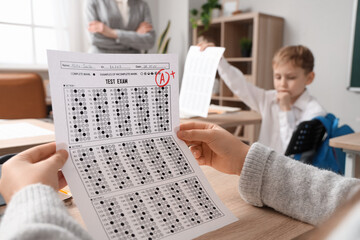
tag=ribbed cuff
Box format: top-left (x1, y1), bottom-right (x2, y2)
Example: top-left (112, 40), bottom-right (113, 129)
top-left (238, 143), bottom-right (273, 207)
top-left (3, 184), bottom-right (65, 224)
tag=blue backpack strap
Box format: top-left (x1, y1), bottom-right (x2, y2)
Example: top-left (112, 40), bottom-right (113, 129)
top-left (314, 113), bottom-right (336, 138)
top-left (331, 116), bottom-right (339, 137)
top-left (313, 113), bottom-right (354, 175)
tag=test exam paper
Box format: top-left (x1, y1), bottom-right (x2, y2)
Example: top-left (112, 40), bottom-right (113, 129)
top-left (180, 46), bottom-right (225, 118)
top-left (48, 50), bottom-right (237, 240)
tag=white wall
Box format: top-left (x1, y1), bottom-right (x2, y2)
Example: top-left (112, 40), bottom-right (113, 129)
top-left (148, 0), bottom-right (209, 85)
top-left (156, 0), bottom-right (189, 83)
top-left (145, 0), bottom-right (190, 84)
top-left (237, 0), bottom-right (360, 131)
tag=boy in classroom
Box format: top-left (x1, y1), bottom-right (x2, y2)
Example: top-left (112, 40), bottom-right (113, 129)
top-left (198, 42), bottom-right (327, 153)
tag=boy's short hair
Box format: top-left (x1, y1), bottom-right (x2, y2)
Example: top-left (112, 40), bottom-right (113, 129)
top-left (272, 45), bottom-right (314, 74)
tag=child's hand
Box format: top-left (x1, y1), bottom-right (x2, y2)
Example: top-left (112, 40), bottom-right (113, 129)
top-left (0, 143), bottom-right (68, 203)
top-left (197, 41), bottom-right (215, 51)
top-left (277, 91), bottom-right (292, 111)
top-left (177, 122), bottom-right (249, 176)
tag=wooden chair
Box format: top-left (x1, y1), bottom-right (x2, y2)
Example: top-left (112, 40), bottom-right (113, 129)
top-left (0, 73), bottom-right (47, 119)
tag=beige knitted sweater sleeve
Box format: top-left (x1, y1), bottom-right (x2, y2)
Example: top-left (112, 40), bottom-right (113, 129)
top-left (0, 184), bottom-right (93, 240)
top-left (239, 143), bottom-right (360, 225)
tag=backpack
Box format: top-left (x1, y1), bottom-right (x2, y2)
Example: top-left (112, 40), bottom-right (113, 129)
top-left (294, 113), bottom-right (354, 175)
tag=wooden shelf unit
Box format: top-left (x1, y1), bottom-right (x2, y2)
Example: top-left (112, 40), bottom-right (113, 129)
top-left (193, 12), bottom-right (284, 143)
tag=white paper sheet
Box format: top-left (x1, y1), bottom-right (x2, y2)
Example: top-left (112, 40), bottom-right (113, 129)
top-left (47, 50), bottom-right (237, 240)
top-left (0, 123), bottom-right (53, 140)
top-left (179, 46), bottom-right (225, 118)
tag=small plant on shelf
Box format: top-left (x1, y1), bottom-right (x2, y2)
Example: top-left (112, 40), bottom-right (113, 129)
top-left (239, 37), bottom-right (252, 57)
top-left (190, 0), bottom-right (222, 36)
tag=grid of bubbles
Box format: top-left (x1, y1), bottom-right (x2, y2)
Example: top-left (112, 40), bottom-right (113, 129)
top-left (64, 86), bottom-right (171, 144)
top-left (93, 177), bottom-right (224, 240)
top-left (70, 136), bottom-right (193, 197)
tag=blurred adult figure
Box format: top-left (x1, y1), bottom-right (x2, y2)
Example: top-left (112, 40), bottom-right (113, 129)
top-left (86, 0), bottom-right (155, 53)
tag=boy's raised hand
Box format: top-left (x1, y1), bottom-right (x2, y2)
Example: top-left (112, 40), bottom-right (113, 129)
top-left (177, 122), bottom-right (249, 176)
top-left (0, 143), bottom-right (68, 203)
top-left (197, 41), bottom-right (215, 51)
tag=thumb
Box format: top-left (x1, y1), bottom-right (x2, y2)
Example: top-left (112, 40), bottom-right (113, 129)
top-left (46, 149), bottom-right (69, 170)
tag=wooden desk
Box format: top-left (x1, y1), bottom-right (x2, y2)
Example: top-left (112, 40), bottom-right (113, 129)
top-left (0, 119), bottom-right (54, 155)
top-left (64, 167), bottom-right (313, 239)
top-left (330, 132), bottom-right (360, 178)
top-left (181, 111), bottom-right (262, 144)
top-left (0, 169), bottom-right (313, 239)
top-left (181, 111), bottom-right (261, 128)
